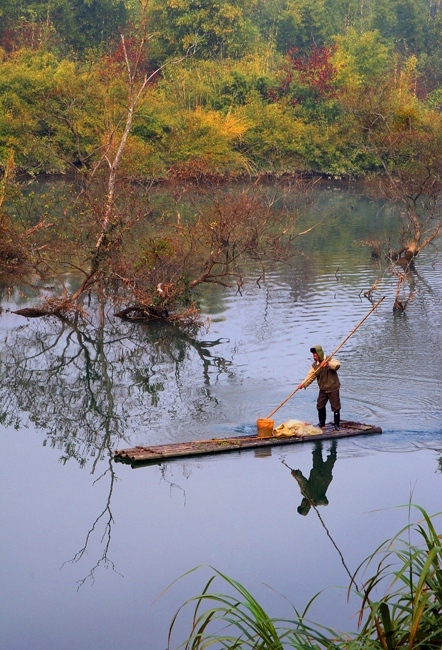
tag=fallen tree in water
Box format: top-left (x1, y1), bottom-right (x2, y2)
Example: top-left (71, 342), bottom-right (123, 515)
top-left (348, 71), bottom-right (442, 313)
top-left (9, 179), bottom-right (319, 327)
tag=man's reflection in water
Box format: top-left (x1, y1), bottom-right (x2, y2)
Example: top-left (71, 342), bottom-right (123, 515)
top-left (292, 440), bottom-right (337, 516)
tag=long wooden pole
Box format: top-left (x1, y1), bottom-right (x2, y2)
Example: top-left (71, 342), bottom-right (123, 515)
top-left (265, 296), bottom-right (386, 419)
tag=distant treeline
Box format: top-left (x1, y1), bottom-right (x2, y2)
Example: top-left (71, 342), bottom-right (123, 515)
top-left (1, 0), bottom-right (441, 178)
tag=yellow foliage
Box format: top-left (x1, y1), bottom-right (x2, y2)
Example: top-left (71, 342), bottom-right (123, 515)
top-left (193, 107), bottom-right (249, 141)
top-left (53, 59), bottom-right (77, 82)
top-left (393, 103), bottom-right (422, 130)
top-left (332, 46), bottom-right (361, 90)
top-left (333, 29), bottom-right (391, 89)
top-left (397, 55), bottom-right (418, 97)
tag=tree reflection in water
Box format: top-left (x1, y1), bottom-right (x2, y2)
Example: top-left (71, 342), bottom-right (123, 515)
top-left (0, 301), bottom-right (232, 585)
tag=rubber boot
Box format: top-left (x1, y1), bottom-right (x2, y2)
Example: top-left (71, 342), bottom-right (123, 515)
top-left (333, 410), bottom-right (340, 431)
top-left (317, 407), bottom-right (326, 428)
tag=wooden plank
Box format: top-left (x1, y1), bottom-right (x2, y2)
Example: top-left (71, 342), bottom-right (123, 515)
top-left (114, 420), bottom-right (382, 467)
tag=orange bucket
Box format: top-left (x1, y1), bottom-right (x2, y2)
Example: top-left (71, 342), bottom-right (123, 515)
top-left (256, 418), bottom-right (274, 438)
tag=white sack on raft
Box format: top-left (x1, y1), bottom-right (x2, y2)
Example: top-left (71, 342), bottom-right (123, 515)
top-left (273, 420), bottom-right (322, 437)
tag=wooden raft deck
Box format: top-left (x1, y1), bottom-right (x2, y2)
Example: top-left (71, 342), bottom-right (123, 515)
top-left (114, 420), bottom-right (382, 466)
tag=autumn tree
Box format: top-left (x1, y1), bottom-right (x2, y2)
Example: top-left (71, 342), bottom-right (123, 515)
top-left (344, 60), bottom-right (442, 310)
top-left (4, 0), bottom-right (188, 319)
top-left (112, 180), bottom-right (319, 323)
top-left (287, 44), bottom-right (339, 102)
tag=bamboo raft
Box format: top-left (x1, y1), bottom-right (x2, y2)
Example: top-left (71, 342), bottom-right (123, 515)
top-left (114, 420), bottom-right (382, 467)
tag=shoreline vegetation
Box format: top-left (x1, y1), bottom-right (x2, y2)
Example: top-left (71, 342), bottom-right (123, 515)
top-left (1, 1), bottom-right (442, 181)
top-left (168, 505), bottom-right (442, 649)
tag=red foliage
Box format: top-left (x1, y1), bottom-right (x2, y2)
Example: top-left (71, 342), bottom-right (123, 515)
top-left (109, 33), bottom-right (144, 66)
top-left (99, 32), bottom-right (159, 83)
top-left (0, 21), bottom-right (61, 53)
top-left (288, 45), bottom-right (338, 99)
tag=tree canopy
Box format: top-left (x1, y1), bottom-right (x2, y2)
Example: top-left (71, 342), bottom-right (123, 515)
top-left (0, 0), bottom-right (441, 178)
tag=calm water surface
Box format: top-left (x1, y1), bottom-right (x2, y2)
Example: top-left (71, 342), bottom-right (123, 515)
top-left (1, 185), bottom-right (442, 649)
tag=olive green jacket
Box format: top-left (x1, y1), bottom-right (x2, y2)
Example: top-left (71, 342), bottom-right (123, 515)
top-left (302, 344), bottom-right (341, 392)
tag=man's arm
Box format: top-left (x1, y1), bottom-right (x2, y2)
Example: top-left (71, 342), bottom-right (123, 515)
top-left (298, 365), bottom-right (318, 389)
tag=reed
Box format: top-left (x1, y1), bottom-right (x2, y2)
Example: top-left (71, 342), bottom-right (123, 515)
top-left (168, 505), bottom-right (442, 649)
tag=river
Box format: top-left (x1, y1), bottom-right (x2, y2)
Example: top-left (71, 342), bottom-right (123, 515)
top-left (1, 181), bottom-right (441, 649)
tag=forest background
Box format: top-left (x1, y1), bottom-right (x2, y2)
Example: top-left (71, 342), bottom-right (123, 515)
top-left (1, 0), bottom-right (442, 178)
top-left (1, 0), bottom-right (442, 322)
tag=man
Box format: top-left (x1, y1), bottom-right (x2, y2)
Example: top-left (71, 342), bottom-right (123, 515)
top-left (298, 344), bottom-right (341, 430)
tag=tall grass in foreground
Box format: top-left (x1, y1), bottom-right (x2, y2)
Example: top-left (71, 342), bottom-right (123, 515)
top-left (168, 505), bottom-right (442, 649)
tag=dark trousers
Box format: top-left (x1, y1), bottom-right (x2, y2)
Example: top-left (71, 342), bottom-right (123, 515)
top-left (317, 389), bottom-right (341, 413)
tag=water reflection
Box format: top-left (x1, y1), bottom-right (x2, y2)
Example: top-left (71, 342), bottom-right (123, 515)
top-left (290, 441), bottom-right (337, 516)
top-left (0, 305), bottom-right (233, 466)
top-left (1, 185), bottom-right (442, 648)
top-left (62, 455), bottom-right (121, 588)
top-left (0, 306), bottom-right (238, 586)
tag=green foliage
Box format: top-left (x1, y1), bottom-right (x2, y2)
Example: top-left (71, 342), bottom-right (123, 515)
top-left (425, 88), bottom-right (442, 111)
top-left (147, 0), bottom-right (261, 60)
top-left (334, 29), bottom-right (392, 87)
top-left (355, 506), bottom-right (442, 649)
top-left (168, 505), bottom-right (442, 649)
top-left (238, 97), bottom-right (309, 172)
top-left (1, 1), bottom-right (442, 179)
top-left (0, 0), bottom-right (129, 55)
top-left (51, 0), bottom-right (129, 54)
top-left (0, 49), bottom-right (104, 172)
top-left (159, 56), bottom-right (277, 111)
top-left (131, 91), bottom-right (251, 177)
